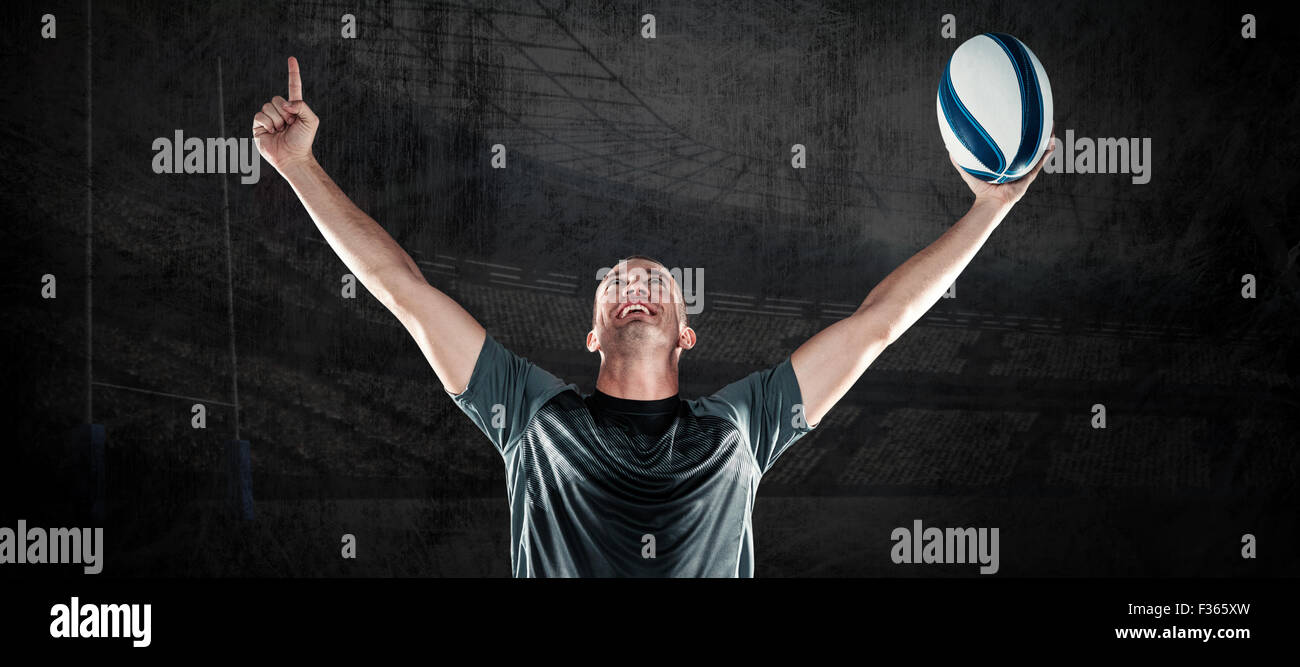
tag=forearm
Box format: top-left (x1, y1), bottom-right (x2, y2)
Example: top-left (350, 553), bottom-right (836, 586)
top-left (279, 157), bottom-right (420, 307)
top-left (855, 196), bottom-right (1012, 342)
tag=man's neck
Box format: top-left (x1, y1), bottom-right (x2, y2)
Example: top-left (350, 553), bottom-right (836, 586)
top-left (595, 352), bottom-right (679, 400)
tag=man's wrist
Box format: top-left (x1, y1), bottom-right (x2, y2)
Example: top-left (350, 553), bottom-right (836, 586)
top-left (278, 154), bottom-right (319, 183)
top-left (972, 194), bottom-right (1015, 217)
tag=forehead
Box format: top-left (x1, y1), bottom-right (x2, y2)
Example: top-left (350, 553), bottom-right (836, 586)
top-left (600, 260), bottom-right (672, 283)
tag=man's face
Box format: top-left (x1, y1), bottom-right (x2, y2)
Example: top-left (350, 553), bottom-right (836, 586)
top-left (587, 258), bottom-right (694, 358)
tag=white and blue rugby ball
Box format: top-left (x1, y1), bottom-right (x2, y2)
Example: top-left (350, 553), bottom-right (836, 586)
top-left (937, 33), bottom-right (1053, 183)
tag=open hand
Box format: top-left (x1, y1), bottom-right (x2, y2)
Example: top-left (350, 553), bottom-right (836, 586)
top-left (952, 129), bottom-right (1055, 207)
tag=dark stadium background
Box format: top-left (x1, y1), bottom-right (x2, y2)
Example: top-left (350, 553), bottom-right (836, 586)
top-left (2, 0), bottom-right (1296, 577)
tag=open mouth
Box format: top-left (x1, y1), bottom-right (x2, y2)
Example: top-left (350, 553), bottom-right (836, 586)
top-left (616, 302), bottom-right (655, 319)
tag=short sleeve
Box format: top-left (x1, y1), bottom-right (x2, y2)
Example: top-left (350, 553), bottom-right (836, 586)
top-left (693, 358), bottom-right (817, 475)
top-left (446, 334), bottom-right (573, 456)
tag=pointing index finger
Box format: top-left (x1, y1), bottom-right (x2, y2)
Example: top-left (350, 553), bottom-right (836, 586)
top-left (288, 56), bottom-right (303, 101)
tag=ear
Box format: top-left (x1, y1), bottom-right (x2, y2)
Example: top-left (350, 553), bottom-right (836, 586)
top-left (585, 330), bottom-right (600, 353)
top-left (678, 326), bottom-right (697, 351)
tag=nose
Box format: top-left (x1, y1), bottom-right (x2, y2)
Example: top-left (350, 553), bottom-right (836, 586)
top-left (622, 278), bottom-right (649, 301)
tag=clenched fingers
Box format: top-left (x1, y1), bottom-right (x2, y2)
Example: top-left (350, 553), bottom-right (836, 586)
top-left (271, 95), bottom-right (294, 126)
top-left (253, 111), bottom-right (277, 134)
top-left (261, 101), bottom-right (286, 131)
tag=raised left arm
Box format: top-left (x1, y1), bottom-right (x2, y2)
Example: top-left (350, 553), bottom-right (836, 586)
top-left (790, 144), bottom-right (1053, 427)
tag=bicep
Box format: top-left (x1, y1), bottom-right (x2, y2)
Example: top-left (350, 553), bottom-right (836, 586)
top-left (384, 271), bottom-right (486, 394)
top-left (790, 310), bottom-right (891, 427)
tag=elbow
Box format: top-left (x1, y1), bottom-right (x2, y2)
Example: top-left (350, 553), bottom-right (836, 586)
top-left (873, 304), bottom-right (913, 347)
top-left (374, 266), bottom-right (423, 315)
top-left (847, 323), bottom-right (895, 372)
top-left (879, 320), bottom-right (904, 348)
top-left (855, 309), bottom-right (902, 349)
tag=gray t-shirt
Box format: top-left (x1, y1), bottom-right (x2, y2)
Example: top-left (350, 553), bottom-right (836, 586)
top-left (448, 335), bottom-right (815, 577)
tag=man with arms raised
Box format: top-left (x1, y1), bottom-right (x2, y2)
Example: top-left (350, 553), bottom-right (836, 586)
top-left (252, 58), bottom-right (1051, 577)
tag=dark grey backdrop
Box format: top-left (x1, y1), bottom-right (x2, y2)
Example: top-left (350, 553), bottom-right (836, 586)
top-left (2, 0), bottom-right (1296, 577)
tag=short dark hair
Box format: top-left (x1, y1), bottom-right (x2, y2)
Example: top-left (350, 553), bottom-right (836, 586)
top-left (592, 255), bottom-right (689, 329)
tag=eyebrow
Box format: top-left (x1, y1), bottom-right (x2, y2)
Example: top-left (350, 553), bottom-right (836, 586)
top-left (601, 266), bottom-right (673, 286)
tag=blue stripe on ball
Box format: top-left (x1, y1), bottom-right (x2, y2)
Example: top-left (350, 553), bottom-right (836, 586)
top-left (987, 33), bottom-right (1044, 178)
top-left (961, 165), bottom-right (1003, 182)
top-left (939, 59), bottom-right (1006, 177)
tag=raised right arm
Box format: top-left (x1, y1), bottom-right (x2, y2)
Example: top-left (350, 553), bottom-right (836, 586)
top-left (253, 57), bottom-right (484, 393)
